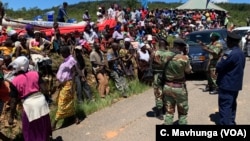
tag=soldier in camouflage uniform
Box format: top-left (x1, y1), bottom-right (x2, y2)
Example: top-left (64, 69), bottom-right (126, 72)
top-left (162, 38), bottom-right (192, 125)
top-left (151, 39), bottom-right (171, 120)
top-left (198, 32), bottom-right (223, 94)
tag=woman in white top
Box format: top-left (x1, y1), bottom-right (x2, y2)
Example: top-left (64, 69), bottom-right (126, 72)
top-left (112, 24), bottom-right (124, 43)
top-left (136, 43), bottom-right (151, 82)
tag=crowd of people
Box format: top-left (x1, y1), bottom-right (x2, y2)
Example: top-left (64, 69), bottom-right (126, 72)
top-left (0, 1), bottom-right (247, 140)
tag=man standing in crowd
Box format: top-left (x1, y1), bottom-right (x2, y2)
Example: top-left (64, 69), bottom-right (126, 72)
top-left (216, 31), bottom-right (245, 125)
top-left (162, 38), bottom-right (192, 125)
top-left (198, 32), bottom-right (222, 94)
top-left (57, 2), bottom-right (69, 22)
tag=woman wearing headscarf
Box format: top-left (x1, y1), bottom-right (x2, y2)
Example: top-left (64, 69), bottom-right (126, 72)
top-left (9, 56), bottom-right (52, 141)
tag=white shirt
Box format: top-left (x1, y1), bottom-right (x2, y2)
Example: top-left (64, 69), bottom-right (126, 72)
top-left (130, 11), bottom-right (136, 21)
top-left (97, 11), bottom-right (102, 16)
top-left (112, 31), bottom-right (124, 40)
top-left (116, 10), bottom-right (124, 23)
top-left (138, 49), bottom-right (150, 62)
top-left (108, 8), bottom-right (115, 19)
top-left (83, 31), bottom-right (98, 44)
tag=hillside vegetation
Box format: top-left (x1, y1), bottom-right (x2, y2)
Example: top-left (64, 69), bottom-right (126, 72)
top-left (3, 1), bottom-right (250, 27)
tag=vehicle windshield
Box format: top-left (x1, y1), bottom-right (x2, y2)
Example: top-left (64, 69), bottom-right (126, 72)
top-left (232, 29), bottom-right (248, 37)
top-left (185, 32), bottom-right (211, 45)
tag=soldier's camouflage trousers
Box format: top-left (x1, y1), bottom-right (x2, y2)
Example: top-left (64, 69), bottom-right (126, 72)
top-left (207, 60), bottom-right (218, 89)
top-left (162, 83), bottom-right (188, 125)
top-left (153, 73), bottom-right (164, 110)
top-left (207, 67), bottom-right (217, 89)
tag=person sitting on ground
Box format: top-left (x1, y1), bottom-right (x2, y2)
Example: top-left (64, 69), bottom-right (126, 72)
top-left (107, 42), bottom-right (129, 98)
top-left (112, 23), bottom-right (124, 44)
top-left (12, 34), bottom-right (30, 59)
top-left (0, 38), bottom-right (14, 57)
top-left (51, 23), bottom-right (65, 54)
top-left (25, 24), bottom-right (35, 40)
top-left (29, 31), bottom-right (51, 54)
top-left (29, 31), bottom-right (52, 71)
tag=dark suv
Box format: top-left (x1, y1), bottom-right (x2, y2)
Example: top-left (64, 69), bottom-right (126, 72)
top-left (185, 28), bottom-right (227, 73)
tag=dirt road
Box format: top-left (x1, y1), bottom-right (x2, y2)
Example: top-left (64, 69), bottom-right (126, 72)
top-left (52, 60), bottom-right (250, 141)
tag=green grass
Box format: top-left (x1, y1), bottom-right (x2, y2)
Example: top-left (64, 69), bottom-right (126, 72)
top-left (76, 78), bottom-right (150, 116)
top-left (48, 78), bottom-right (150, 129)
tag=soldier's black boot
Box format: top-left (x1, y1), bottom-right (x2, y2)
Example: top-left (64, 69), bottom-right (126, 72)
top-left (155, 108), bottom-right (164, 120)
top-left (209, 88), bottom-right (218, 94)
top-left (209, 90), bottom-right (218, 94)
top-left (203, 85), bottom-right (212, 92)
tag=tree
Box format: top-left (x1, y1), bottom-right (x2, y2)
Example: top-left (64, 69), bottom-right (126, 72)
top-left (125, 0), bottom-right (138, 9)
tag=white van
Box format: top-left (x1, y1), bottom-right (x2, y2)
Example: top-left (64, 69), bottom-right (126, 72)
top-left (232, 26), bottom-right (250, 55)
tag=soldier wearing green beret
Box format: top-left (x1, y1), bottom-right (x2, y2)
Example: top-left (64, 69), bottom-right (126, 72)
top-left (198, 32), bottom-right (223, 94)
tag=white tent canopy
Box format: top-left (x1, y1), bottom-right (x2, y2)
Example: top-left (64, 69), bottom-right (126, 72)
top-left (176, 0), bottom-right (227, 12)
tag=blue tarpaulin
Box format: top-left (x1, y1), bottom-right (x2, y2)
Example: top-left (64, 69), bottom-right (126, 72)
top-left (141, 0), bottom-right (148, 9)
